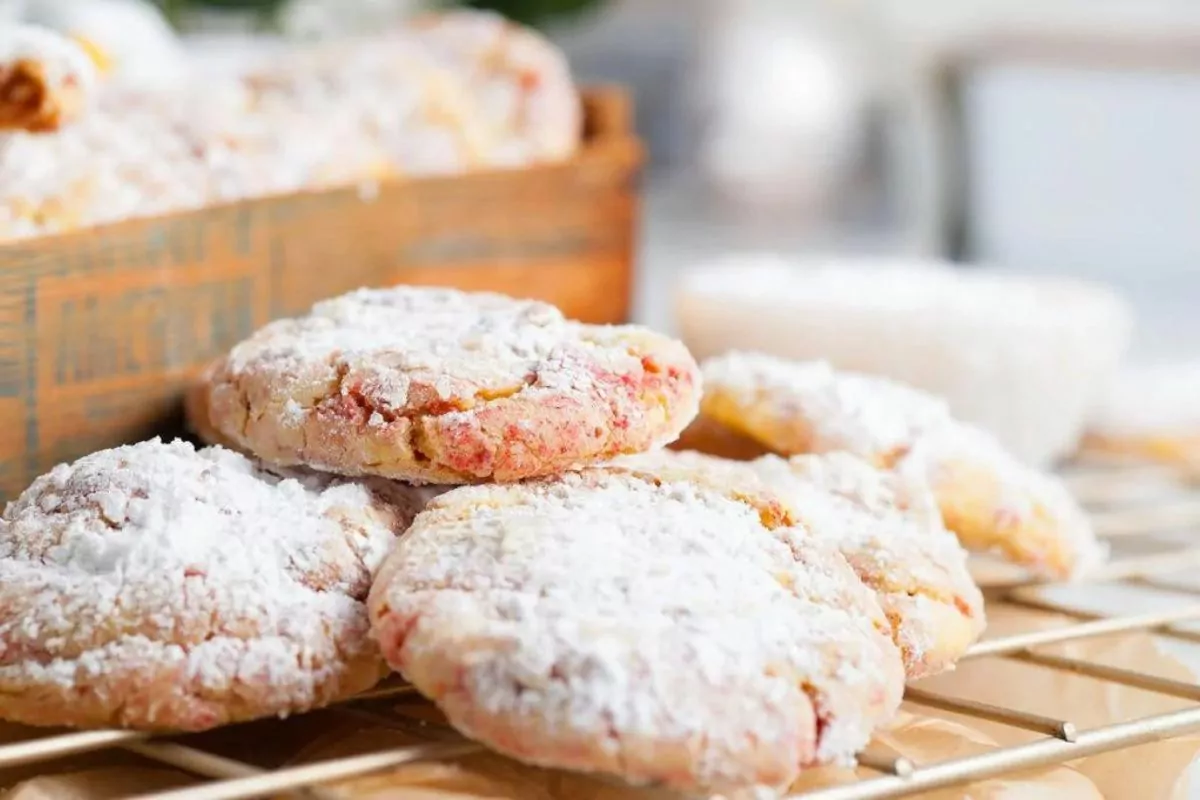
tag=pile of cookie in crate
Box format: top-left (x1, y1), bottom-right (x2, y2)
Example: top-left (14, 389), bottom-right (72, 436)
top-left (0, 11), bottom-right (580, 239)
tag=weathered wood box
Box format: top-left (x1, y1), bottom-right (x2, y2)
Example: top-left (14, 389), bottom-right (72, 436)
top-left (0, 88), bottom-right (642, 501)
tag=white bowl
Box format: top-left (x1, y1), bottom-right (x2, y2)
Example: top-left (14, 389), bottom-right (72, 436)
top-left (676, 255), bottom-right (1134, 466)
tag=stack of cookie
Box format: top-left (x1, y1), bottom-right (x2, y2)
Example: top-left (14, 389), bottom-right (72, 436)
top-left (0, 10), bottom-right (580, 241)
top-left (0, 286), bottom-right (1101, 796)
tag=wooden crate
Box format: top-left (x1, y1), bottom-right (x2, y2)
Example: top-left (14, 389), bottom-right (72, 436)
top-left (0, 87), bottom-right (643, 501)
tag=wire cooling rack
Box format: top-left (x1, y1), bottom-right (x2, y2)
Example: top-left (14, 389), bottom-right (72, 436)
top-left (5, 457), bottom-right (1200, 799)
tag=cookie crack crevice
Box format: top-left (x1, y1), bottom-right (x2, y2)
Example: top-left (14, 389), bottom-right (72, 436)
top-left (329, 359), bottom-right (541, 425)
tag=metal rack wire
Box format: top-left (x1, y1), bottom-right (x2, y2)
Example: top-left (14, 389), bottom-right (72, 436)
top-left (4, 458), bottom-right (1200, 799)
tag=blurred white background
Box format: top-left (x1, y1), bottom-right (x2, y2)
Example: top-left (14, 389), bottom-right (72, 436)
top-left (562, 0), bottom-right (1200, 359)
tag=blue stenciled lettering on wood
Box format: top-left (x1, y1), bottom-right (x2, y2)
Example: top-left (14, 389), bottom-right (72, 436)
top-left (23, 279), bottom-right (39, 481)
top-left (398, 230), bottom-right (596, 265)
top-left (51, 280), bottom-right (256, 386)
top-left (234, 207), bottom-right (255, 256)
top-left (0, 357), bottom-right (18, 397)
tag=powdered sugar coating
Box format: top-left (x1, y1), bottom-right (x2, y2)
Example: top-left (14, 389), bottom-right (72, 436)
top-left (370, 469), bottom-right (904, 793)
top-left (243, 9), bottom-right (579, 180)
top-left (702, 355), bottom-right (949, 459)
top-left (206, 287), bottom-right (700, 484)
top-left (0, 438), bottom-right (425, 731)
top-left (701, 352), bottom-right (1104, 579)
top-left (0, 24), bottom-right (95, 132)
top-left (619, 449), bottom-right (984, 679)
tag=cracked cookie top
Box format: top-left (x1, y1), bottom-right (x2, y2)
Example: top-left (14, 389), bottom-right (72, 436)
top-left (0, 438), bottom-right (423, 731)
top-left (204, 287), bottom-right (701, 483)
top-left (369, 468), bottom-right (904, 792)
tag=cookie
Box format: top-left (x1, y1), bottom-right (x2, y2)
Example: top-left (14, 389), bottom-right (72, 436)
top-left (0, 25), bottom-right (94, 132)
top-left (204, 287), bottom-right (700, 484)
top-left (672, 412), bottom-right (772, 461)
top-left (404, 9), bottom-right (581, 166)
top-left (698, 352), bottom-right (1104, 580)
top-left (369, 468), bottom-right (904, 793)
top-left (185, 363), bottom-right (451, 517)
top-left (243, 8), bottom-right (579, 187)
top-left (0, 439), bottom-right (432, 731)
top-left (0, 81), bottom-right (260, 241)
top-left (184, 361), bottom-right (243, 452)
top-left (619, 449), bottom-right (985, 679)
